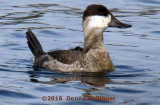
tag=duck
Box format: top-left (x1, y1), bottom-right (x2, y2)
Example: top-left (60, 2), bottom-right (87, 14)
top-left (26, 4), bottom-right (131, 73)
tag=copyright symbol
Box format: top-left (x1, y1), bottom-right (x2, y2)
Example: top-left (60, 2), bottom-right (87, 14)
top-left (42, 96), bottom-right (47, 101)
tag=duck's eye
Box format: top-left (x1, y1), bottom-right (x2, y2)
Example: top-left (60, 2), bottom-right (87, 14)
top-left (100, 12), bottom-right (103, 15)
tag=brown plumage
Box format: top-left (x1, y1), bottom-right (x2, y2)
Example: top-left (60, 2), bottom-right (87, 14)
top-left (48, 48), bottom-right (84, 64)
top-left (26, 4), bottom-right (131, 73)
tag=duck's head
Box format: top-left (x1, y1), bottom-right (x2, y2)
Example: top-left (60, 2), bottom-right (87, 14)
top-left (83, 4), bottom-right (132, 31)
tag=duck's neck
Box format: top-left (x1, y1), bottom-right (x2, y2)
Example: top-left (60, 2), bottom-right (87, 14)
top-left (83, 28), bottom-right (106, 52)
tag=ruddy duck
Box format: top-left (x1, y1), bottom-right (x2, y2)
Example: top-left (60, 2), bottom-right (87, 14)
top-left (26, 4), bottom-right (131, 73)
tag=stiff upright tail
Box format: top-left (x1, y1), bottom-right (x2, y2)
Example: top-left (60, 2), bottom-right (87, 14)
top-left (26, 28), bottom-right (44, 57)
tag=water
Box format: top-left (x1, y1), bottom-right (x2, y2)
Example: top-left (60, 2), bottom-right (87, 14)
top-left (0, 0), bottom-right (160, 105)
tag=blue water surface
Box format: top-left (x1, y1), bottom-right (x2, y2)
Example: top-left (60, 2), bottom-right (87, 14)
top-left (0, 0), bottom-right (160, 105)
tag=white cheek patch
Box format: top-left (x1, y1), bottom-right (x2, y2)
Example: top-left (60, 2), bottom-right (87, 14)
top-left (87, 15), bottom-right (111, 29)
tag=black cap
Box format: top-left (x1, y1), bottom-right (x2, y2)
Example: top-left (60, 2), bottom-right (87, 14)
top-left (83, 4), bottom-right (132, 28)
top-left (83, 4), bottom-right (109, 21)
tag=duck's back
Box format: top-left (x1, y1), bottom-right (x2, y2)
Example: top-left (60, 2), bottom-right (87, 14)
top-left (48, 47), bottom-right (84, 64)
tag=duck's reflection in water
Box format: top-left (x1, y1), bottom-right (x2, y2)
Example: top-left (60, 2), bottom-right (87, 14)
top-left (28, 68), bottom-right (112, 96)
top-left (30, 72), bottom-right (111, 86)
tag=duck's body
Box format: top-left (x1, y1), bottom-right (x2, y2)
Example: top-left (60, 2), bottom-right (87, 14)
top-left (26, 4), bottom-right (131, 73)
top-left (33, 41), bottom-right (114, 72)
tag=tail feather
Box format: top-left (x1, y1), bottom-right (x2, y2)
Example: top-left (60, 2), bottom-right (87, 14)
top-left (26, 28), bottom-right (44, 56)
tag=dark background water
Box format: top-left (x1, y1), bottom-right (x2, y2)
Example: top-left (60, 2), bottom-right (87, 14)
top-left (0, 0), bottom-right (160, 105)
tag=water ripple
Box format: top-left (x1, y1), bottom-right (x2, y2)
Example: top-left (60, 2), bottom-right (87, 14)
top-left (0, 0), bottom-right (160, 105)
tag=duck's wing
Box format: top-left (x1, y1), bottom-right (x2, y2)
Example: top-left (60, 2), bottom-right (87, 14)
top-left (48, 46), bottom-right (84, 64)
